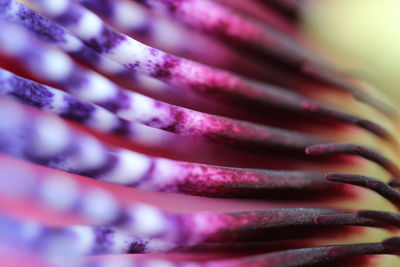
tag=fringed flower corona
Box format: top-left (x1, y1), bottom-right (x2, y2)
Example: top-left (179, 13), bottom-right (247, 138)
top-left (0, 0), bottom-right (399, 266)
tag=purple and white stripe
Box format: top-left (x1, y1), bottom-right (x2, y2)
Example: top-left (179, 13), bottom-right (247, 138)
top-left (0, 98), bottom-right (337, 198)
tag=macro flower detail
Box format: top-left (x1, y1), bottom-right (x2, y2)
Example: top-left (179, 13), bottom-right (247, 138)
top-left (0, 0), bottom-right (399, 266)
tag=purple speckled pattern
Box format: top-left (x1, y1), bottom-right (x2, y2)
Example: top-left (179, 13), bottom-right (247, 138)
top-left (0, 212), bottom-right (174, 256)
top-left (0, 24), bottom-right (332, 153)
top-left (0, 147), bottom-right (393, 257)
top-left (23, 0), bottom-right (395, 142)
top-left (129, 0), bottom-right (359, 95)
top-left (79, 0), bottom-right (262, 80)
top-left (0, 96), bottom-right (338, 198)
top-left (86, 26), bottom-right (127, 54)
top-left (5, 76), bottom-right (54, 109)
top-left (0, 66), bottom-right (324, 153)
top-left (0, 0), bottom-right (393, 146)
top-left (1, 0), bottom-right (65, 44)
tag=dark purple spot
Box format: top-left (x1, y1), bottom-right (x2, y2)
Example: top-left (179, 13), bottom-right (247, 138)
top-left (160, 0), bottom-right (186, 14)
top-left (128, 241), bottom-right (147, 253)
top-left (124, 61), bottom-right (141, 72)
top-left (97, 91), bottom-right (130, 113)
top-left (86, 26), bottom-right (126, 54)
top-left (80, 0), bottom-right (113, 19)
top-left (79, 153), bottom-right (118, 178)
top-left (15, 4), bottom-right (66, 43)
top-left (132, 23), bottom-right (153, 37)
top-left (92, 227), bottom-right (114, 254)
top-left (55, 5), bottom-right (83, 26)
top-left (8, 77), bottom-right (53, 109)
top-left (60, 95), bottom-right (95, 123)
top-left (151, 55), bottom-right (180, 79)
top-left (114, 69), bottom-right (138, 80)
top-left (69, 46), bottom-right (101, 65)
top-left (63, 71), bottom-right (88, 90)
top-left (111, 119), bottom-right (131, 136)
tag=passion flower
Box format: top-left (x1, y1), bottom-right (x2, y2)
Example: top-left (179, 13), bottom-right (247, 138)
top-left (0, 0), bottom-right (399, 266)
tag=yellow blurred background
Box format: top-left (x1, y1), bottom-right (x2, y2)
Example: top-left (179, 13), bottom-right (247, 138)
top-left (303, 0), bottom-right (400, 106)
